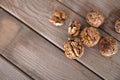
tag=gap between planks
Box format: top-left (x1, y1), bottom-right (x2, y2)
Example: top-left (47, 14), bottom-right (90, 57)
top-left (0, 55), bottom-right (34, 80)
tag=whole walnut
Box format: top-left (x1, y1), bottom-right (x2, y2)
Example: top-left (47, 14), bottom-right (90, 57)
top-left (115, 19), bottom-right (120, 33)
top-left (49, 10), bottom-right (67, 26)
top-left (68, 21), bottom-right (81, 37)
top-left (99, 36), bottom-right (118, 57)
top-left (86, 10), bottom-right (104, 28)
top-left (64, 38), bottom-right (84, 59)
top-left (80, 27), bottom-right (100, 47)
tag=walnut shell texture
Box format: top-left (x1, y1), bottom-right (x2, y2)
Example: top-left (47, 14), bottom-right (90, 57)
top-left (49, 11), bottom-right (67, 26)
top-left (99, 36), bottom-right (118, 57)
top-left (68, 21), bottom-right (81, 37)
top-left (64, 38), bottom-right (84, 59)
top-left (86, 10), bottom-right (104, 28)
top-left (115, 19), bottom-right (120, 33)
top-left (80, 27), bottom-right (100, 47)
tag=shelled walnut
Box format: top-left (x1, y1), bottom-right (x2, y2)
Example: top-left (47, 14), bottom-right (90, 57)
top-left (115, 19), bottom-right (120, 33)
top-left (64, 38), bottom-right (84, 59)
top-left (80, 27), bottom-right (100, 47)
top-left (86, 10), bottom-right (104, 28)
top-left (68, 21), bottom-right (81, 37)
top-left (49, 10), bottom-right (67, 26)
top-left (99, 36), bottom-right (118, 57)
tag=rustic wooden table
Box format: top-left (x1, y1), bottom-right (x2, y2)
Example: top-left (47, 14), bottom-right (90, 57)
top-left (0, 0), bottom-right (120, 80)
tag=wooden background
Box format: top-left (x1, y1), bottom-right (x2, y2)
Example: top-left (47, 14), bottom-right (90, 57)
top-left (0, 0), bottom-right (120, 80)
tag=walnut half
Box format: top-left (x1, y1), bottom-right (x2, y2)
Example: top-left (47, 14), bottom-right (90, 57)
top-left (64, 38), bottom-right (84, 59)
top-left (80, 27), bottom-right (100, 47)
top-left (86, 10), bottom-right (104, 28)
top-left (68, 21), bottom-right (81, 37)
top-left (49, 10), bottom-right (67, 26)
top-left (99, 36), bottom-right (118, 57)
top-left (115, 19), bottom-right (120, 33)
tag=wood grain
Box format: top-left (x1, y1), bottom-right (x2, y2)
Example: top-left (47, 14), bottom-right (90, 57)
top-left (0, 8), bottom-right (101, 80)
top-left (0, 0), bottom-right (87, 50)
top-left (1, 0), bottom-right (120, 79)
top-left (0, 56), bottom-right (31, 80)
top-left (0, 9), bottom-right (21, 52)
top-left (57, 0), bottom-right (120, 42)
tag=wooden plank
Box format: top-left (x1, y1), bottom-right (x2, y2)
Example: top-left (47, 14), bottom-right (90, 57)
top-left (0, 9), bottom-right (21, 52)
top-left (0, 56), bottom-right (31, 80)
top-left (0, 0), bottom-right (87, 50)
top-left (57, 0), bottom-right (120, 41)
top-left (58, 0), bottom-right (120, 17)
top-left (1, 0), bottom-right (120, 79)
top-left (0, 8), bottom-right (101, 80)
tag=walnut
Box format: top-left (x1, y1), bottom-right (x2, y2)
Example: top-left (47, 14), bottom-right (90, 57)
top-left (80, 27), bottom-right (100, 47)
top-left (115, 19), bottom-right (120, 33)
top-left (68, 21), bottom-right (81, 37)
top-left (64, 38), bottom-right (84, 59)
top-left (49, 10), bottom-right (67, 26)
top-left (86, 10), bottom-right (104, 28)
top-left (99, 36), bottom-right (118, 57)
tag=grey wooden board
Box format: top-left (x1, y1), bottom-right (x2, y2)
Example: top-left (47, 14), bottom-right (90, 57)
top-left (0, 8), bottom-right (101, 80)
top-left (0, 9), bottom-right (22, 52)
top-left (1, 0), bottom-right (120, 79)
top-left (0, 56), bottom-right (31, 80)
top-left (57, 0), bottom-right (120, 42)
top-left (0, 0), bottom-right (86, 50)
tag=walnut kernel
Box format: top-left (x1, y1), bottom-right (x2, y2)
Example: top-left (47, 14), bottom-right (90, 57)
top-left (86, 10), bottom-right (104, 28)
top-left (80, 27), bottom-right (100, 47)
top-left (64, 38), bottom-right (84, 59)
top-left (49, 11), bottom-right (67, 26)
top-left (68, 21), bottom-right (81, 37)
top-left (99, 36), bottom-right (118, 57)
top-left (115, 19), bottom-right (120, 33)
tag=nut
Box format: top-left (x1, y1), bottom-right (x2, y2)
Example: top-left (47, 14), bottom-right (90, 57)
top-left (64, 38), bottom-right (84, 59)
top-left (49, 10), bottom-right (67, 26)
top-left (99, 36), bottom-right (118, 57)
top-left (68, 21), bottom-right (81, 37)
top-left (80, 27), bottom-right (100, 47)
top-left (86, 10), bottom-right (104, 28)
top-left (115, 19), bottom-right (120, 33)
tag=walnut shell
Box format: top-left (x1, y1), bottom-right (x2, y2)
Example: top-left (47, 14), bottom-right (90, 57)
top-left (86, 10), bottom-right (104, 28)
top-left (115, 19), bottom-right (120, 33)
top-left (49, 11), bottom-right (67, 26)
top-left (99, 36), bottom-right (118, 57)
top-left (64, 38), bottom-right (84, 59)
top-left (80, 27), bottom-right (100, 47)
top-left (68, 21), bottom-right (81, 37)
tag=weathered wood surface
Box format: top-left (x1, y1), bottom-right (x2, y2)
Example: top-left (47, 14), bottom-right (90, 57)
top-left (0, 9), bottom-right (22, 52)
top-left (1, 0), bottom-right (86, 50)
top-left (0, 56), bottom-right (31, 80)
top-left (1, 0), bottom-right (120, 80)
top-left (58, 0), bottom-right (120, 42)
top-left (0, 9), bottom-right (101, 80)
